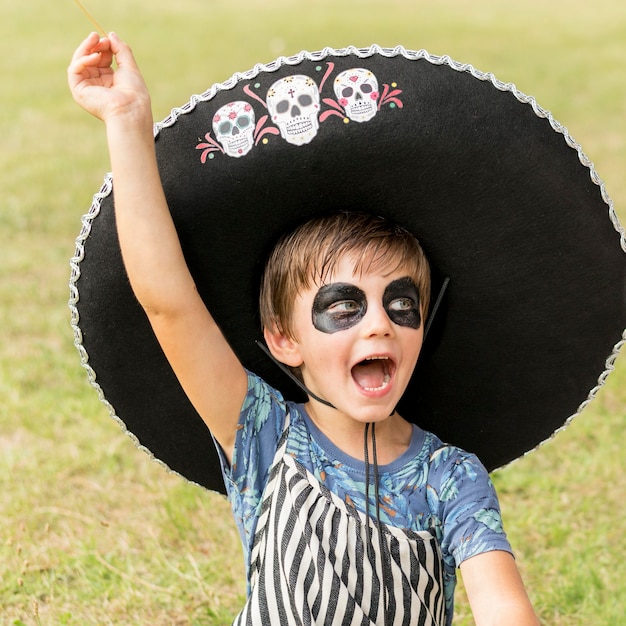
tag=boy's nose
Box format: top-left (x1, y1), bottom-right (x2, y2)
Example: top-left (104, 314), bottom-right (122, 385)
top-left (361, 302), bottom-right (394, 337)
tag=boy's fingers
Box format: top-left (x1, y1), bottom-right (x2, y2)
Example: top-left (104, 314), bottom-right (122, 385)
top-left (68, 32), bottom-right (121, 84)
top-left (70, 32), bottom-right (101, 63)
top-left (68, 50), bottom-right (103, 81)
top-left (67, 53), bottom-right (95, 86)
top-left (107, 32), bottom-right (139, 72)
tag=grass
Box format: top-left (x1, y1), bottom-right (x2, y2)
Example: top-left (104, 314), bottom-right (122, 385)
top-left (1, 0), bottom-right (624, 623)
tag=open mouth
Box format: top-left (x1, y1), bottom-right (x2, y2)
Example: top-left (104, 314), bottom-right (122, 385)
top-left (351, 356), bottom-right (394, 392)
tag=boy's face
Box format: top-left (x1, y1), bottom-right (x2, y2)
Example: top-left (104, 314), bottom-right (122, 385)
top-left (269, 253), bottom-right (425, 425)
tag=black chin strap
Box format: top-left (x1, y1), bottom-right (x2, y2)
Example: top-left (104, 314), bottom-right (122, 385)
top-left (424, 277), bottom-right (450, 339)
top-left (255, 340), bottom-right (335, 408)
top-left (256, 277), bottom-right (450, 410)
top-left (364, 422), bottom-right (392, 624)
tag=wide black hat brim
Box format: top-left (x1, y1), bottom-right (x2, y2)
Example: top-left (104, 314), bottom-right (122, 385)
top-left (70, 46), bottom-right (626, 493)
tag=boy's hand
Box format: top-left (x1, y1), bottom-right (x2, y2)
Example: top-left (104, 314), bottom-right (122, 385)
top-left (68, 32), bottom-right (151, 124)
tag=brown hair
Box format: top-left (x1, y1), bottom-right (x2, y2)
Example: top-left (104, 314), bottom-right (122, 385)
top-left (260, 212), bottom-right (431, 339)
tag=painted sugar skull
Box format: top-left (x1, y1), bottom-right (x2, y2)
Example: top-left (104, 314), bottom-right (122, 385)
top-left (212, 101), bottom-right (256, 158)
top-left (334, 68), bottom-right (379, 123)
top-left (266, 75), bottom-right (320, 145)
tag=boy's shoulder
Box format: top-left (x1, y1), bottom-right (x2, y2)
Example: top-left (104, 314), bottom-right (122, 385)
top-left (424, 430), bottom-right (492, 485)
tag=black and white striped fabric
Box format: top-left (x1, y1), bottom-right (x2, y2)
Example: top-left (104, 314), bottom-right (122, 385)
top-left (233, 419), bottom-right (446, 625)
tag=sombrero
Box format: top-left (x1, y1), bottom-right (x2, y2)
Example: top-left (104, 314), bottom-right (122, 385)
top-left (69, 45), bottom-right (626, 494)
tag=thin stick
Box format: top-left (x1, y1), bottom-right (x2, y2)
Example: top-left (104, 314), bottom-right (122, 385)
top-left (72, 0), bottom-right (108, 37)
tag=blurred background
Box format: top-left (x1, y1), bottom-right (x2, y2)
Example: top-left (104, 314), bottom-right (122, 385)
top-left (1, 0), bottom-right (624, 623)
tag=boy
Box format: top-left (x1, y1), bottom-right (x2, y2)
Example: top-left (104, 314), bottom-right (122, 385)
top-left (69, 33), bottom-right (539, 624)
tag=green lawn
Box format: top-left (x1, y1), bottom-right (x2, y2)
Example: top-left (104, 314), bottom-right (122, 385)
top-left (1, 0), bottom-right (624, 623)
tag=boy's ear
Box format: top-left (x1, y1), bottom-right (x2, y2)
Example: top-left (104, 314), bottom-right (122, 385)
top-left (263, 325), bottom-right (304, 368)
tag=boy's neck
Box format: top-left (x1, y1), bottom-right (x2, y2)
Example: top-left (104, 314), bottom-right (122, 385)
top-left (303, 402), bottom-right (414, 465)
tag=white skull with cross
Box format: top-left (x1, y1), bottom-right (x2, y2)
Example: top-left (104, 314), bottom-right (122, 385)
top-left (266, 75), bottom-right (320, 145)
top-left (334, 68), bottom-right (379, 123)
top-left (212, 101), bottom-right (256, 158)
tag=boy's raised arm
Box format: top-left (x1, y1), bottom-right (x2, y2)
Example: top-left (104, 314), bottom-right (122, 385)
top-left (68, 33), bottom-right (247, 462)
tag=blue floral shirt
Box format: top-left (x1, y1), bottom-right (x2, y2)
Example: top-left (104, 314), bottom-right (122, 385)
top-left (218, 371), bottom-right (512, 623)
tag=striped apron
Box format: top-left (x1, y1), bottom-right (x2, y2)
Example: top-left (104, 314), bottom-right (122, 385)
top-left (233, 418), bottom-right (446, 625)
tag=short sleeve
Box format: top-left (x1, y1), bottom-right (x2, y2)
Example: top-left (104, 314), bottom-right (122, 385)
top-left (219, 370), bottom-right (288, 553)
top-left (428, 446), bottom-right (513, 568)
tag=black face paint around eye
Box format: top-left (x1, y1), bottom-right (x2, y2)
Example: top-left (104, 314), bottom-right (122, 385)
top-left (312, 283), bottom-right (367, 334)
top-left (383, 277), bottom-right (422, 329)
